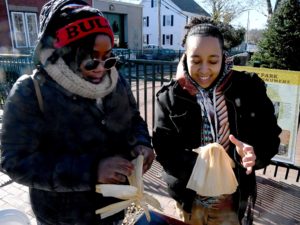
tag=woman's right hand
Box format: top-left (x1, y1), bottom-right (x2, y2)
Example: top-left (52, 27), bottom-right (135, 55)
top-left (97, 156), bottom-right (134, 184)
top-left (229, 134), bottom-right (256, 175)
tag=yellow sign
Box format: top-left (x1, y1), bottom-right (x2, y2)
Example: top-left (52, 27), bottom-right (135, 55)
top-left (233, 66), bottom-right (300, 165)
top-left (234, 66), bottom-right (300, 85)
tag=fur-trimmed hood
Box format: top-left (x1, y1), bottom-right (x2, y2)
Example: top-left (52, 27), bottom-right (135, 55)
top-left (33, 0), bottom-right (88, 65)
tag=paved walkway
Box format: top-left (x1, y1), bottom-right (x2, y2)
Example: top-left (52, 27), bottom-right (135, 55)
top-left (1, 160), bottom-right (300, 225)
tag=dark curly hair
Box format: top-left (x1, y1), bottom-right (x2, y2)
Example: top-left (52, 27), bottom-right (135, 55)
top-left (182, 16), bottom-right (225, 50)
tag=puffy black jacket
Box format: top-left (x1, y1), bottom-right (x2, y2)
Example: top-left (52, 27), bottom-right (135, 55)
top-left (152, 70), bottom-right (281, 222)
top-left (1, 70), bottom-right (151, 224)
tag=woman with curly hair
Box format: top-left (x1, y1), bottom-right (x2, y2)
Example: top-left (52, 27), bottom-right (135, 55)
top-left (153, 17), bottom-right (281, 225)
top-left (1, 1), bottom-right (154, 224)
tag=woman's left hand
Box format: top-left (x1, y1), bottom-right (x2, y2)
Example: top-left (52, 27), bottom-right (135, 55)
top-left (131, 145), bottom-right (155, 173)
top-left (229, 134), bottom-right (256, 175)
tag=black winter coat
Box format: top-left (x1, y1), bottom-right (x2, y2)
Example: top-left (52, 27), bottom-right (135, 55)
top-left (1, 70), bottom-right (152, 225)
top-left (152, 70), bottom-right (281, 222)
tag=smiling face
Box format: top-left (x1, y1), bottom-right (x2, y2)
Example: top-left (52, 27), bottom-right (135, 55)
top-left (80, 34), bottom-right (113, 84)
top-left (186, 35), bottom-right (223, 89)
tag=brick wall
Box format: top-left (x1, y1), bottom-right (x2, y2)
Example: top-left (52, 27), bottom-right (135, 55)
top-left (0, 0), bottom-right (93, 53)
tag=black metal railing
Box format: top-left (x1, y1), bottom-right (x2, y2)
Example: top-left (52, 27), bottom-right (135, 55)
top-left (118, 59), bottom-right (178, 129)
top-left (264, 160), bottom-right (300, 182)
top-left (0, 54), bottom-right (34, 107)
top-left (0, 54), bottom-right (34, 80)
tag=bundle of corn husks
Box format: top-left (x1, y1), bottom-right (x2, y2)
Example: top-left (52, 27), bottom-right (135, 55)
top-left (95, 155), bottom-right (162, 221)
top-left (186, 143), bottom-right (238, 196)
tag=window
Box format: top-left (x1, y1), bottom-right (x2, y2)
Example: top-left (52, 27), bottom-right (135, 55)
top-left (162, 34), bottom-right (173, 45)
top-left (143, 34), bottom-right (149, 44)
top-left (11, 12), bottom-right (38, 48)
top-left (143, 17), bottom-right (149, 27)
top-left (163, 15), bottom-right (174, 26)
top-left (151, 0), bottom-right (157, 8)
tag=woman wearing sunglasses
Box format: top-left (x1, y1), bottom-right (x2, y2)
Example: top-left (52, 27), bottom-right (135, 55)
top-left (0, 1), bottom-right (154, 225)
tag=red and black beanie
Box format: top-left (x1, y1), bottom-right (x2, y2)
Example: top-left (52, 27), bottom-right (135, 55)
top-left (34, 0), bottom-right (114, 65)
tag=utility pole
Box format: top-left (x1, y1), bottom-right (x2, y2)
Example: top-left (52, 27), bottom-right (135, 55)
top-left (245, 10), bottom-right (250, 43)
top-left (158, 0), bottom-right (161, 48)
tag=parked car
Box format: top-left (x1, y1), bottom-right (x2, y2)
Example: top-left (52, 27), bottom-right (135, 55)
top-left (112, 48), bottom-right (136, 60)
top-left (143, 44), bottom-right (162, 50)
top-left (137, 48), bottom-right (177, 61)
top-left (112, 48), bottom-right (136, 66)
top-left (152, 49), bottom-right (177, 61)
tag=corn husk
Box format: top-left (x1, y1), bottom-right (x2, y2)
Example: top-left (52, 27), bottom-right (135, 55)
top-left (95, 155), bottom-right (162, 221)
top-left (186, 143), bottom-right (238, 196)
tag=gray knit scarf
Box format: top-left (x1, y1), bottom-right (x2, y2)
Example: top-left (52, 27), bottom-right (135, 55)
top-left (39, 49), bottom-right (118, 99)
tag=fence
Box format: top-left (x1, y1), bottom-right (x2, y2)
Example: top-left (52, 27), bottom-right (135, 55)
top-left (0, 54), bottom-right (34, 107)
top-left (0, 54), bottom-right (34, 81)
top-left (0, 54), bottom-right (299, 183)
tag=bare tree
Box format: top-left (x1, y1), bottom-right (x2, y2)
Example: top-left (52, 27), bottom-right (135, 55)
top-left (247, 29), bottom-right (264, 44)
top-left (196, 0), bottom-right (262, 24)
top-left (266, 0), bottom-right (273, 17)
top-left (196, 0), bottom-right (283, 24)
top-left (266, 0), bottom-right (284, 15)
top-left (264, 0), bottom-right (284, 22)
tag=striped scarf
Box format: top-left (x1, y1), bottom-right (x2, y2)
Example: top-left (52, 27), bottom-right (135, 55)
top-left (196, 89), bottom-right (230, 151)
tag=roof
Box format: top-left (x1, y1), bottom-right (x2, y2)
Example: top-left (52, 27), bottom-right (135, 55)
top-left (170, 0), bottom-right (210, 16)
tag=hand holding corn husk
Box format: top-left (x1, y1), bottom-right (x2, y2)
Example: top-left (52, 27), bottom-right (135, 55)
top-left (186, 143), bottom-right (238, 196)
top-left (95, 155), bottom-right (162, 221)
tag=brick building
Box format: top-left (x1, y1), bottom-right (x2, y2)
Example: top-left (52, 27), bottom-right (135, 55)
top-left (0, 0), bottom-right (92, 54)
top-left (0, 0), bottom-right (143, 54)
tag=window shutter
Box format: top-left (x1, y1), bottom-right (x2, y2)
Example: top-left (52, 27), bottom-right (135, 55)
top-left (25, 13), bottom-right (38, 47)
top-left (147, 16), bottom-right (149, 27)
top-left (163, 34), bottom-right (165, 45)
top-left (11, 12), bottom-right (27, 48)
top-left (147, 34), bottom-right (149, 44)
top-left (170, 35), bottom-right (173, 45)
top-left (163, 15), bottom-right (165, 26)
top-left (151, 0), bottom-right (154, 7)
top-left (171, 15), bottom-right (174, 26)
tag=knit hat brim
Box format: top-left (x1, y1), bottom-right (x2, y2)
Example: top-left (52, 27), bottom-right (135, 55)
top-left (33, 0), bottom-right (114, 66)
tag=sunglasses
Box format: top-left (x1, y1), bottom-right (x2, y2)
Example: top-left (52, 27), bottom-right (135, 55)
top-left (83, 57), bottom-right (118, 71)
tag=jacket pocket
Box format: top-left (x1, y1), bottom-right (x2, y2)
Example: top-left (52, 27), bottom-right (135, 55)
top-left (169, 111), bottom-right (188, 133)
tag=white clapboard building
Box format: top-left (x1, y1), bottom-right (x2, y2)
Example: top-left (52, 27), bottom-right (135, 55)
top-left (142, 0), bottom-right (210, 50)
